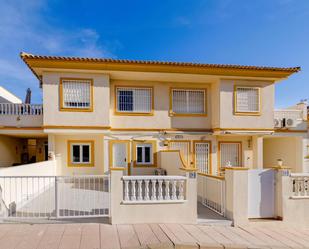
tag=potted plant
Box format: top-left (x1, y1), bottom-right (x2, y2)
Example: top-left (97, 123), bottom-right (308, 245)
top-left (277, 159), bottom-right (283, 167)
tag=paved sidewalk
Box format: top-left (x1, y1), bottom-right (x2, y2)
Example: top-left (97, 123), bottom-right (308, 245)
top-left (0, 223), bottom-right (308, 249)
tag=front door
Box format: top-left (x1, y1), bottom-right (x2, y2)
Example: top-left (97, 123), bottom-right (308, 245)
top-left (194, 141), bottom-right (211, 174)
top-left (111, 141), bottom-right (130, 175)
top-left (248, 169), bottom-right (275, 218)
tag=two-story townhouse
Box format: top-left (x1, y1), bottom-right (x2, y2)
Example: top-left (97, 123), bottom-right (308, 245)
top-left (1, 52), bottom-right (309, 224)
top-left (8, 52), bottom-right (304, 177)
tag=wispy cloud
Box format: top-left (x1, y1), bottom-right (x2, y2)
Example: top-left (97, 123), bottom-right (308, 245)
top-left (0, 0), bottom-right (117, 102)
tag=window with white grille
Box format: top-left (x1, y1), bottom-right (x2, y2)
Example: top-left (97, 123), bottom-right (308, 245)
top-left (220, 142), bottom-right (241, 168)
top-left (171, 89), bottom-right (206, 115)
top-left (235, 87), bottom-right (260, 113)
top-left (169, 141), bottom-right (191, 167)
top-left (116, 87), bottom-right (152, 113)
top-left (194, 142), bottom-right (211, 174)
top-left (61, 79), bottom-right (92, 109)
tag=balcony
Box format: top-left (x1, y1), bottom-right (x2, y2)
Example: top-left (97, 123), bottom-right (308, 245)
top-left (0, 103), bottom-right (43, 127)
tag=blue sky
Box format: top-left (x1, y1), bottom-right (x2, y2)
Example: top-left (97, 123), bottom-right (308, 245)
top-left (1, 0), bottom-right (309, 107)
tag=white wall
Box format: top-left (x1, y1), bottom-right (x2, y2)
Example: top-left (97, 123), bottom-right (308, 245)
top-left (0, 160), bottom-right (56, 176)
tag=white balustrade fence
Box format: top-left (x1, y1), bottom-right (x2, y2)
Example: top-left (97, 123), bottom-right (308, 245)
top-left (198, 174), bottom-right (225, 216)
top-left (0, 175), bottom-right (110, 220)
top-left (291, 173), bottom-right (309, 198)
top-left (122, 176), bottom-right (186, 203)
top-left (0, 103), bottom-right (43, 115)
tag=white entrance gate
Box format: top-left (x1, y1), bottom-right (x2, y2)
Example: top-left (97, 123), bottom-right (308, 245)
top-left (56, 175), bottom-right (110, 218)
top-left (0, 175), bottom-right (110, 219)
top-left (248, 169), bottom-right (275, 218)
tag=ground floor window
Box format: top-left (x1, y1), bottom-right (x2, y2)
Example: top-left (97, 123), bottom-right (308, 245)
top-left (219, 142), bottom-right (242, 169)
top-left (68, 140), bottom-right (94, 167)
top-left (133, 140), bottom-right (157, 167)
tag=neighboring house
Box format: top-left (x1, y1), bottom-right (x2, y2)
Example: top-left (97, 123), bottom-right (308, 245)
top-left (0, 86), bottom-right (22, 103)
top-left (0, 52), bottom-right (308, 226)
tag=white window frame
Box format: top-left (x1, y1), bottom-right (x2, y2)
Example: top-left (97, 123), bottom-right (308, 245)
top-left (234, 86), bottom-right (260, 115)
top-left (135, 143), bottom-right (153, 165)
top-left (115, 86), bottom-right (153, 115)
top-left (171, 88), bottom-right (207, 116)
top-left (68, 141), bottom-right (94, 167)
top-left (60, 78), bottom-right (93, 111)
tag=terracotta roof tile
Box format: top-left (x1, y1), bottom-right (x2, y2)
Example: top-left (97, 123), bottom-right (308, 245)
top-left (20, 52), bottom-right (301, 73)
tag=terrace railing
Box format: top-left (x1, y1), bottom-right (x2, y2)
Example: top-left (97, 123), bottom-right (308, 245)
top-left (290, 173), bottom-right (309, 198)
top-left (0, 103), bottom-right (43, 116)
top-left (122, 175), bottom-right (186, 203)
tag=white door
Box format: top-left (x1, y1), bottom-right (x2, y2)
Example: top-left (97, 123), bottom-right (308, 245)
top-left (112, 142), bottom-right (130, 175)
top-left (194, 142), bottom-right (211, 174)
top-left (248, 169), bottom-right (275, 218)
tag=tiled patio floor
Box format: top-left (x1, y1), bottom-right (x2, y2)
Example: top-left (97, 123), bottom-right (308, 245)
top-left (0, 223), bottom-right (308, 249)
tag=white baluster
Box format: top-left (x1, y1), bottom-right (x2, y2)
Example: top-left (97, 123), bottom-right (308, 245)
top-left (304, 177), bottom-right (309, 196)
top-left (158, 180), bottom-right (163, 200)
top-left (178, 180), bottom-right (184, 200)
top-left (301, 178), bottom-right (305, 196)
top-left (151, 180), bottom-right (156, 200)
top-left (124, 180), bottom-right (129, 201)
top-left (172, 180), bottom-right (177, 200)
top-left (137, 180), bottom-right (143, 201)
top-left (144, 180), bottom-right (150, 201)
top-left (164, 180), bottom-right (170, 200)
top-left (131, 180), bottom-right (136, 201)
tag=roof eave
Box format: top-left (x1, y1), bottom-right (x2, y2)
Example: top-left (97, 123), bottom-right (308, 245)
top-left (20, 52), bottom-right (300, 86)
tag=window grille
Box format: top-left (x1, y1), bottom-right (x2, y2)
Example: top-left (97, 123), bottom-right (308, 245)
top-left (172, 89), bottom-right (206, 114)
top-left (220, 142), bottom-right (241, 168)
top-left (169, 141), bottom-right (190, 167)
top-left (235, 87), bottom-right (260, 113)
top-left (194, 142), bottom-right (211, 174)
top-left (62, 79), bottom-right (92, 109)
top-left (116, 87), bottom-right (152, 113)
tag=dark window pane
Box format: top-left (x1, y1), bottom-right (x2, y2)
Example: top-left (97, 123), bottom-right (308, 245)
top-left (118, 90), bottom-right (133, 111)
top-left (145, 146), bottom-right (151, 163)
top-left (137, 147), bottom-right (143, 162)
top-left (72, 145), bottom-right (80, 162)
top-left (82, 145), bottom-right (90, 163)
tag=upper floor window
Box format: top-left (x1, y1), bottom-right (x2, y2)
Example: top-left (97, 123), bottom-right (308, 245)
top-left (170, 89), bottom-right (207, 116)
top-left (234, 86), bottom-right (260, 115)
top-left (115, 86), bottom-right (153, 115)
top-left (60, 78), bottom-right (93, 112)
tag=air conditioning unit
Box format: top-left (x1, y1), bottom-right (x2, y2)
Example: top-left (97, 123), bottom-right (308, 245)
top-left (285, 118), bottom-right (295, 128)
top-left (274, 118), bottom-right (282, 128)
